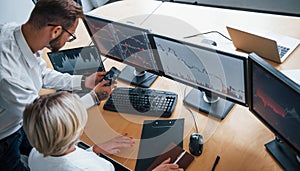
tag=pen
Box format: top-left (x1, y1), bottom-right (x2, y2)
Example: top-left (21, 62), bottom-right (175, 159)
top-left (173, 151), bottom-right (186, 164)
top-left (211, 155), bottom-right (220, 171)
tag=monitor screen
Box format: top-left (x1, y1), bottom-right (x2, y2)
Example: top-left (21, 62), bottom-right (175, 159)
top-left (248, 53), bottom-right (300, 156)
top-left (83, 15), bottom-right (160, 75)
top-left (151, 34), bottom-right (247, 105)
top-left (47, 45), bottom-right (105, 76)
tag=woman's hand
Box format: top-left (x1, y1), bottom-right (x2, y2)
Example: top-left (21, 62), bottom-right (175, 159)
top-left (152, 158), bottom-right (184, 171)
top-left (93, 134), bottom-right (135, 154)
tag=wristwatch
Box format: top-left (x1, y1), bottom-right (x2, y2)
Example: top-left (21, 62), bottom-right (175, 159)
top-left (89, 90), bottom-right (100, 105)
top-left (81, 75), bottom-right (86, 89)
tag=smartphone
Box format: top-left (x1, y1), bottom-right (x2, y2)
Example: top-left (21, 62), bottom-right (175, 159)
top-left (103, 66), bottom-right (120, 86)
top-left (76, 141), bottom-right (90, 150)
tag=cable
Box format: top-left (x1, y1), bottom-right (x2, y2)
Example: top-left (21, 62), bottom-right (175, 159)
top-left (139, 2), bottom-right (164, 25)
top-left (183, 31), bottom-right (232, 41)
top-left (187, 106), bottom-right (199, 133)
top-left (102, 57), bottom-right (107, 62)
top-left (184, 87), bottom-right (199, 133)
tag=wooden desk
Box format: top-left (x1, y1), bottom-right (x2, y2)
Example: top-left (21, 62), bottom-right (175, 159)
top-left (142, 2), bottom-right (300, 71)
top-left (88, 0), bottom-right (163, 25)
top-left (74, 1), bottom-right (300, 170)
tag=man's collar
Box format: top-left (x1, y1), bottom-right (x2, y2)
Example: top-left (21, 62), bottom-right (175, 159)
top-left (14, 25), bottom-right (39, 68)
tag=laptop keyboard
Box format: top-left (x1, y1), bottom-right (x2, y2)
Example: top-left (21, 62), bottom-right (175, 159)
top-left (277, 45), bottom-right (290, 58)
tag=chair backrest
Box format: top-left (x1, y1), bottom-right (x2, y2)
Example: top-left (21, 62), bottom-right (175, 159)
top-left (32, 0), bottom-right (82, 5)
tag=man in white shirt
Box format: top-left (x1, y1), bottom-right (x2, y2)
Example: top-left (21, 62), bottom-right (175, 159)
top-left (0, 0), bottom-right (133, 170)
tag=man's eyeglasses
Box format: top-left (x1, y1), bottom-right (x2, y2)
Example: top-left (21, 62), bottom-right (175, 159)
top-left (48, 24), bottom-right (77, 42)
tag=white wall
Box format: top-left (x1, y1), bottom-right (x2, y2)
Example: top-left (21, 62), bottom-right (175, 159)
top-left (0, 0), bottom-right (110, 24)
top-left (0, 0), bottom-right (34, 24)
top-left (82, 0), bottom-right (110, 13)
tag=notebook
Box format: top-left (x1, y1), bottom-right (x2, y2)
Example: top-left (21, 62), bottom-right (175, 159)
top-left (146, 143), bottom-right (194, 171)
top-left (47, 46), bottom-right (105, 96)
top-left (226, 26), bottom-right (299, 63)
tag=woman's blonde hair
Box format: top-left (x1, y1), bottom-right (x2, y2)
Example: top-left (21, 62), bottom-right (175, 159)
top-left (23, 91), bottom-right (87, 157)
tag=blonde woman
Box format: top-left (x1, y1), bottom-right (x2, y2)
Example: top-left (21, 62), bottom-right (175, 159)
top-left (23, 91), bottom-right (133, 170)
top-left (23, 91), bottom-right (183, 171)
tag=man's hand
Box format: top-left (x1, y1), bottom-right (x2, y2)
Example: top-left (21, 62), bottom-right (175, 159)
top-left (152, 158), bottom-right (184, 171)
top-left (93, 80), bottom-right (116, 101)
top-left (92, 134), bottom-right (135, 154)
top-left (85, 72), bottom-right (107, 89)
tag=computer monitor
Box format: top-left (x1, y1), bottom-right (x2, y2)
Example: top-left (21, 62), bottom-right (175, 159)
top-left (248, 53), bottom-right (300, 170)
top-left (150, 34), bottom-right (248, 119)
top-left (83, 15), bottom-right (160, 88)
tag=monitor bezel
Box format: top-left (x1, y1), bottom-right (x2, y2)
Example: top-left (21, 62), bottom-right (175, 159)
top-left (47, 45), bottom-right (105, 74)
top-left (83, 14), bottom-right (162, 76)
top-left (248, 52), bottom-right (300, 155)
top-left (149, 33), bottom-right (248, 106)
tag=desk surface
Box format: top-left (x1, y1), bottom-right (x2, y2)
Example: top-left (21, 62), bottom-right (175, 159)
top-left (169, 0), bottom-right (300, 17)
top-left (69, 0), bottom-right (300, 170)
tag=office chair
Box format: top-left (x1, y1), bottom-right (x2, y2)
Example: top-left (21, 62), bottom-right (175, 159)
top-left (31, 0), bottom-right (82, 5)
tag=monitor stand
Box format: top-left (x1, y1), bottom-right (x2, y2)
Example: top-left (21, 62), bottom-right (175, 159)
top-left (117, 65), bottom-right (158, 88)
top-left (183, 88), bottom-right (234, 120)
top-left (265, 136), bottom-right (300, 170)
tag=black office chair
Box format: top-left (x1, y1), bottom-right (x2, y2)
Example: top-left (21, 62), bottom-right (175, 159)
top-left (32, 0), bottom-right (82, 5)
top-left (75, 0), bottom-right (82, 6)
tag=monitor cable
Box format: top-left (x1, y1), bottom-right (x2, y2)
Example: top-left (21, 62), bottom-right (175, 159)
top-left (187, 106), bottom-right (199, 134)
top-left (183, 31), bottom-right (232, 41)
top-left (102, 57), bottom-right (107, 62)
top-left (184, 87), bottom-right (199, 134)
top-left (139, 2), bottom-right (164, 25)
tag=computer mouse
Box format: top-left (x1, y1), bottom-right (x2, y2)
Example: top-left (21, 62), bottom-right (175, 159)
top-left (201, 38), bottom-right (217, 46)
top-left (189, 133), bottom-right (203, 156)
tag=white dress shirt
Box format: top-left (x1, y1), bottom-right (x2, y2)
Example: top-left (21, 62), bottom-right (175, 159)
top-left (28, 146), bottom-right (115, 171)
top-left (0, 23), bottom-right (95, 140)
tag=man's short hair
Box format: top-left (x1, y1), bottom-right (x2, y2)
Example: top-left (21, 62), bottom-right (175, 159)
top-left (23, 91), bottom-right (88, 157)
top-left (28, 0), bottom-right (84, 29)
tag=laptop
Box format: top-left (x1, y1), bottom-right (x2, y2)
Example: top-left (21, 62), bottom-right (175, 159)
top-left (226, 26), bottom-right (299, 63)
top-left (47, 46), bottom-right (105, 96)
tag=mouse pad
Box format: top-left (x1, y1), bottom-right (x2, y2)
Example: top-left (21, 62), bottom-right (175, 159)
top-left (135, 119), bottom-right (184, 171)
